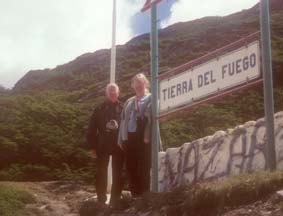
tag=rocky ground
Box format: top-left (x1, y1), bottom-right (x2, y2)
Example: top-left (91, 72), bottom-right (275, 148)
top-left (221, 191), bottom-right (283, 216)
top-left (17, 181), bottom-right (283, 216)
top-left (20, 181), bottom-right (95, 216)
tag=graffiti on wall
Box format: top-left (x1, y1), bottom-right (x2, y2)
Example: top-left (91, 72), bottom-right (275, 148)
top-left (158, 111), bottom-right (283, 192)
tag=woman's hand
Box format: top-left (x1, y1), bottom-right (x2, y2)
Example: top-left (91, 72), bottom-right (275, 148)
top-left (119, 141), bottom-right (127, 152)
top-left (118, 143), bottom-right (123, 150)
top-left (144, 138), bottom-right (150, 144)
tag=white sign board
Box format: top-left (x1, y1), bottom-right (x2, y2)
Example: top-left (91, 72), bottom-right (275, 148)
top-left (159, 40), bottom-right (261, 112)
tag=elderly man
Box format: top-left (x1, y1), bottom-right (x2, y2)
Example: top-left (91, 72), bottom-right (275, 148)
top-left (86, 83), bottom-right (124, 207)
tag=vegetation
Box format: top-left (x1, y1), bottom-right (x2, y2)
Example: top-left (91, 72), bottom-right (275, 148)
top-left (134, 170), bottom-right (283, 215)
top-left (0, 92), bottom-right (96, 182)
top-left (0, 1), bottom-right (282, 181)
top-left (0, 183), bottom-right (35, 216)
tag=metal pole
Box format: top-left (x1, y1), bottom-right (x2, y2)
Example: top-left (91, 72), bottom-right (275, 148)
top-left (260, 0), bottom-right (276, 170)
top-left (150, 2), bottom-right (159, 192)
top-left (110, 0), bottom-right (117, 83)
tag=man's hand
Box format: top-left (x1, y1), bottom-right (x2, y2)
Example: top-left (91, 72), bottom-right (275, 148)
top-left (92, 148), bottom-right (97, 159)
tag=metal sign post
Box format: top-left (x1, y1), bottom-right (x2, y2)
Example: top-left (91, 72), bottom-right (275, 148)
top-left (260, 0), bottom-right (276, 170)
top-left (150, 2), bottom-right (159, 193)
top-left (141, 0), bottom-right (161, 192)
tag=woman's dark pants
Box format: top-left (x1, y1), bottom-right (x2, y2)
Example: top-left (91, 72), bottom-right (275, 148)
top-left (124, 132), bottom-right (151, 196)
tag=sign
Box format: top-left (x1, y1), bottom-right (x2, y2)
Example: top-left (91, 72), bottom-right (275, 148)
top-left (141, 0), bottom-right (163, 12)
top-left (159, 40), bottom-right (261, 112)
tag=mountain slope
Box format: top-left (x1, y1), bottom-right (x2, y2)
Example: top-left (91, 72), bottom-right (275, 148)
top-left (14, 0), bottom-right (283, 94)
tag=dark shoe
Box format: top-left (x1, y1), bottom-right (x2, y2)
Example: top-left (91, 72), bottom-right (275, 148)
top-left (131, 192), bottom-right (142, 199)
top-left (110, 198), bottom-right (124, 211)
top-left (97, 200), bottom-right (106, 206)
top-left (79, 200), bottom-right (109, 216)
top-left (97, 195), bottom-right (107, 204)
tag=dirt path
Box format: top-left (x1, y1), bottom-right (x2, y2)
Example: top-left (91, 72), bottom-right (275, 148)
top-left (20, 181), bottom-right (96, 216)
top-left (15, 181), bottom-right (283, 216)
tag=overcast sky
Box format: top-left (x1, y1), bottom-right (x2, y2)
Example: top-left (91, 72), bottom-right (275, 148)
top-left (0, 0), bottom-right (259, 88)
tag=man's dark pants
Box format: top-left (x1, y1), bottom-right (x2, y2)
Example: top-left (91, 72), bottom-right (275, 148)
top-left (95, 147), bottom-right (124, 204)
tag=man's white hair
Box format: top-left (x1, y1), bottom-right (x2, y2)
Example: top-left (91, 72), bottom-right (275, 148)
top-left (106, 83), bottom-right (119, 94)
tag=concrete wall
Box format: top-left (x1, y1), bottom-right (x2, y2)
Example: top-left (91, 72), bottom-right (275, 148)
top-left (158, 111), bottom-right (283, 192)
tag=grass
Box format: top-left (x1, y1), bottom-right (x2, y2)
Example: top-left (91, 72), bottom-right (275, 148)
top-left (0, 182), bottom-right (35, 216)
top-left (133, 170), bottom-right (283, 216)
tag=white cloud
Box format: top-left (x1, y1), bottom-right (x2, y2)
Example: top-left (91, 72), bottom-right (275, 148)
top-left (0, 0), bottom-right (261, 88)
top-left (162, 0), bottom-right (260, 27)
top-left (0, 0), bottom-right (142, 88)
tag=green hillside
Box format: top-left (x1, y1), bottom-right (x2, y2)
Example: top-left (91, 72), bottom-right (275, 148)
top-left (0, 0), bottom-right (282, 181)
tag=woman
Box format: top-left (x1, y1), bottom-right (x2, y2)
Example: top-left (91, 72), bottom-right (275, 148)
top-left (118, 73), bottom-right (151, 196)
